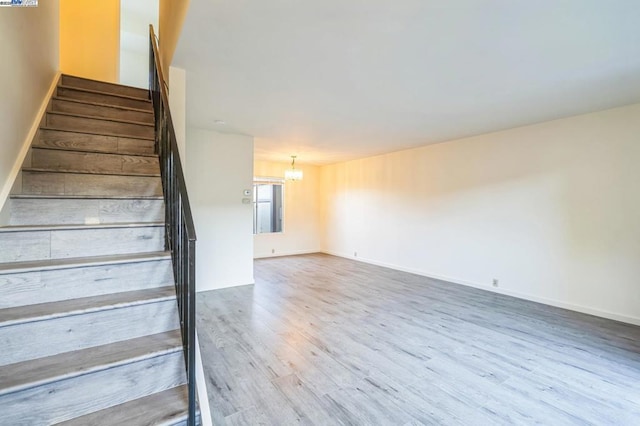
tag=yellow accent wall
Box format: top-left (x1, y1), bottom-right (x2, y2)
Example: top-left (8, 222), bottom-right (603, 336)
top-left (159, 0), bottom-right (190, 76)
top-left (59, 0), bottom-right (120, 83)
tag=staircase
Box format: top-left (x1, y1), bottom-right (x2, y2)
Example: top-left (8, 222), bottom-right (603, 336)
top-left (0, 75), bottom-right (194, 425)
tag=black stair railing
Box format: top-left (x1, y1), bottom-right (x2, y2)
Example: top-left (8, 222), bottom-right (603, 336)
top-left (149, 25), bottom-right (198, 426)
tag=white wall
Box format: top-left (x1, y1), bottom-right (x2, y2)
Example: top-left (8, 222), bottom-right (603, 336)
top-left (120, 49), bottom-right (148, 87)
top-left (254, 160), bottom-right (321, 258)
top-left (169, 66), bottom-right (186, 164)
top-left (186, 128), bottom-right (254, 291)
top-left (0, 1), bottom-right (59, 216)
top-left (120, 0), bottom-right (158, 88)
top-left (321, 103), bottom-right (640, 325)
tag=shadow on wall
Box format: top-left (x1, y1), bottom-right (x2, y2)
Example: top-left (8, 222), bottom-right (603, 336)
top-left (320, 104), bottom-right (640, 323)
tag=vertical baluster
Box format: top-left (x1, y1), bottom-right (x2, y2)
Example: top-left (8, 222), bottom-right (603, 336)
top-left (187, 236), bottom-right (196, 425)
top-left (177, 196), bottom-right (184, 321)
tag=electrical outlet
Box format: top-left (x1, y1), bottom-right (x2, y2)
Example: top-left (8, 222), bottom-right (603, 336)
top-left (354, 251), bottom-right (358, 257)
top-left (271, 248), bottom-right (275, 254)
top-left (492, 279), bottom-right (499, 287)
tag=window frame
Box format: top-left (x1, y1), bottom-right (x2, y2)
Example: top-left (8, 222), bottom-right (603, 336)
top-left (252, 176), bottom-right (285, 235)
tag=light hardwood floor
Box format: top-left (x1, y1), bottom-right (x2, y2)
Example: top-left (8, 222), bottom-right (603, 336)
top-left (197, 253), bottom-right (640, 425)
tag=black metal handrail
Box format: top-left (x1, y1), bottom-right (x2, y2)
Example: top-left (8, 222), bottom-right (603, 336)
top-left (148, 25), bottom-right (198, 426)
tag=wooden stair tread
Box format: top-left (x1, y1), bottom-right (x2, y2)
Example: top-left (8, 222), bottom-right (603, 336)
top-left (44, 113), bottom-right (154, 139)
top-left (52, 96), bottom-right (154, 115)
top-left (0, 287), bottom-right (176, 327)
top-left (0, 221), bottom-right (163, 233)
top-left (0, 330), bottom-right (182, 397)
top-left (61, 74), bottom-right (149, 99)
top-left (22, 166), bottom-right (160, 178)
top-left (21, 171), bottom-right (163, 197)
top-left (47, 111), bottom-right (155, 128)
top-left (0, 251), bottom-right (171, 274)
top-left (29, 143), bottom-right (158, 157)
top-left (29, 147), bottom-right (160, 175)
top-left (31, 145), bottom-right (158, 159)
top-left (58, 85), bottom-right (152, 103)
top-left (38, 126), bottom-right (155, 142)
top-left (55, 385), bottom-right (190, 426)
top-left (10, 194), bottom-right (163, 200)
top-left (40, 126), bottom-right (154, 141)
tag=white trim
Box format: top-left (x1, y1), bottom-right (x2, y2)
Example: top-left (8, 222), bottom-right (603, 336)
top-left (321, 250), bottom-right (640, 327)
top-left (253, 176), bottom-right (285, 184)
top-left (253, 178), bottom-right (285, 235)
top-left (194, 331), bottom-right (213, 426)
top-left (197, 280), bottom-right (256, 293)
top-left (254, 249), bottom-right (321, 259)
top-left (0, 71), bottom-right (61, 211)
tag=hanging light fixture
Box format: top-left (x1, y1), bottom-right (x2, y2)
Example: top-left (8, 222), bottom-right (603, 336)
top-left (284, 155), bottom-right (303, 181)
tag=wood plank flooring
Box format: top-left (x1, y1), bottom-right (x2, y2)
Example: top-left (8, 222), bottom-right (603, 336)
top-left (197, 253), bottom-right (640, 425)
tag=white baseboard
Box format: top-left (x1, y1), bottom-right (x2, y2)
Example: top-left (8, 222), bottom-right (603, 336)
top-left (321, 250), bottom-right (640, 326)
top-left (0, 71), bottom-right (60, 211)
top-left (194, 331), bottom-right (212, 426)
top-left (197, 280), bottom-right (255, 293)
top-left (254, 249), bottom-right (320, 259)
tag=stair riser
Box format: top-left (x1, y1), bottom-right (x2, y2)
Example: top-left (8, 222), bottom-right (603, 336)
top-left (51, 98), bottom-right (154, 124)
top-left (61, 75), bottom-right (149, 99)
top-left (22, 171), bottom-right (163, 197)
top-left (0, 227), bottom-right (164, 262)
top-left (36, 129), bottom-right (156, 156)
top-left (0, 300), bottom-right (179, 366)
top-left (0, 351), bottom-right (185, 424)
top-left (54, 385), bottom-right (194, 426)
top-left (57, 87), bottom-right (153, 111)
top-left (46, 113), bottom-right (154, 139)
top-left (0, 259), bottom-right (173, 309)
top-left (30, 148), bottom-right (160, 176)
top-left (9, 198), bottom-right (164, 226)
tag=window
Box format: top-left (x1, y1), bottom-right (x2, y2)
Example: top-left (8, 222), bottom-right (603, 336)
top-left (253, 178), bottom-right (283, 234)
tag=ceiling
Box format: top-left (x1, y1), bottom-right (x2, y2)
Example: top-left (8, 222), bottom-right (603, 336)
top-left (173, 0), bottom-right (640, 165)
